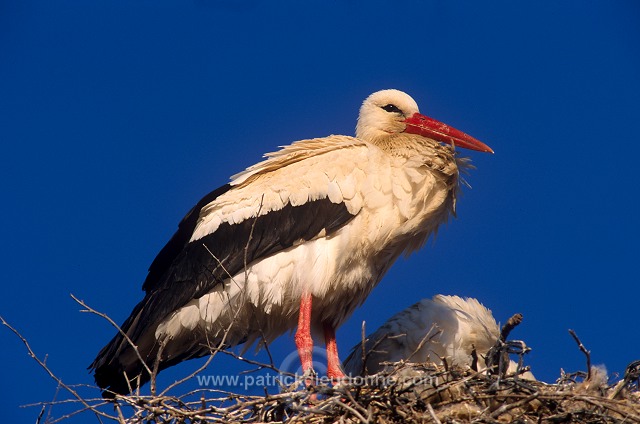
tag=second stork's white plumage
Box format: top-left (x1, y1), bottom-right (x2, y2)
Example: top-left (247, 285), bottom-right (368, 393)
top-left (91, 89), bottom-right (493, 397)
top-left (343, 295), bottom-right (534, 380)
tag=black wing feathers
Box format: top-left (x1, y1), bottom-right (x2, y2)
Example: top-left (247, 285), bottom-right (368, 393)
top-left (170, 198), bottom-right (354, 295)
top-left (142, 183), bottom-right (232, 293)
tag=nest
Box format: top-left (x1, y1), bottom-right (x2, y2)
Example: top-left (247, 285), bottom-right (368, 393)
top-left (4, 305), bottom-right (640, 423)
top-left (86, 359), bottom-right (636, 424)
top-left (82, 315), bottom-right (640, 423)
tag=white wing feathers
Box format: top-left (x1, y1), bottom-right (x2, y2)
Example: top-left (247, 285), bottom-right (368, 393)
top-left (191, 136), bottom-right (372, 242)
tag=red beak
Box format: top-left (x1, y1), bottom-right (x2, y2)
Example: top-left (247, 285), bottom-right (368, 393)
top-left (403, 112), bottom-right (494, 153)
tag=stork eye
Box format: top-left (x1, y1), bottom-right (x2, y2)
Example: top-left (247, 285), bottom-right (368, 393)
top-left (381, 104), bottom-right (403, 114)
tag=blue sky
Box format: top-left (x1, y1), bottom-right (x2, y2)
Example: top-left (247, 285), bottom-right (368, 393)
top-left (2, 1), bottom-right (639, 421)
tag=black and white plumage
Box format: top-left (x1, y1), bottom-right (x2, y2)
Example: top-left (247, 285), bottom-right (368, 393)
top-left (90, 89), bottom-right (493, 397)
top-left (343, 295), bottom-right (535, 380)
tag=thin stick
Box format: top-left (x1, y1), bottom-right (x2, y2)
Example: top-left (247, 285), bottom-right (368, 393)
top-left (405, 324), bottom-right (442, 363)
top-left (427, 403), bottom-right (442, 424)
top-left (70, 294), bottom-right (154, 381)
top-left (244, 194), bottom-right (264, 281)
top-left (359, 320), bottom-right (367, 376)
top-left (568, 329), bottom-right (592, 380)
top-left (500, 313), bottom-right (523, 341)
top-left (334, 398), bottom-right (370, 423)
top-left (150, 341), bottom-right (166, 396)
top-left (160, 354), bottom-right (216, 396)
top-left (490, 392), bottom-right (539, 419)
top-left (0, 315), bottom-right (117, 421)
top-left (214, 348), bottom-right (294, 376)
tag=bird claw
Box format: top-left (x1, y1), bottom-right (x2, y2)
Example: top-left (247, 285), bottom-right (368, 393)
top-left (327, 371), bottom-right (347, 387)
top-left (302, 368), bottom-right (317, 386)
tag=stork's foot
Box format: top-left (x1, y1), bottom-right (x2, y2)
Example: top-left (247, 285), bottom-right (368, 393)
top-left (301, 367), bottom-right (318, 387)
top-left (327, 366), bottom-right (346, 386)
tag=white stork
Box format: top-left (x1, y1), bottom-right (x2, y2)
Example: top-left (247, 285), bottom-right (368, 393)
top-left (343, 295), bottom-right (535, 380)
top-left (91, 89), bottom-right (493, 397)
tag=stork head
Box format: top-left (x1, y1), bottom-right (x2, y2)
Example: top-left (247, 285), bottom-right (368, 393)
top-left (356, 89), bottom-right (493, 153)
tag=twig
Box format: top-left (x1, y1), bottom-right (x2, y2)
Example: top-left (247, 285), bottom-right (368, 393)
top-left (150, 340), bottom-right (166, 396)
top-left (0, 315), bottom-right (117, 421)
top-left (160, 354), bottom-right (215, 396)
top-left (244, 194), bottom-right (264, 281)
top-left (470, 345), bottom-right (479, 372)
top-left (489, 392), bottom-right (539, 418)
top-left (610, 359), bottom-right (640, 399)
top-left (359, 320), bottom-right (368, 376)
top-left (114, 402), bottom-right (126, 424)
top-left (426, 403), bottom-right (442, 424)
top-left (35, 404), bottom-right (45, 424)
top-left (500, 313), bottom-right (523, 342)
top-left (214, 348), bottom-right (294, 377)
top-left (334, 398), bottom-right (370, 423)
top-left (70, 294), bottom-right (154, 381)
top-left (568, 329), bottom-right (592, 380)
top-left (574, 395), bottom-right (640, 422)
top-left (405, 324), bottom-right (442, 363)
top-left (485, 313), bottom-right (526, 380)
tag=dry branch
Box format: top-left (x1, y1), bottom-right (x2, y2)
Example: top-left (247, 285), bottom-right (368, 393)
top-left (569, 328), bottom-right (592, 381)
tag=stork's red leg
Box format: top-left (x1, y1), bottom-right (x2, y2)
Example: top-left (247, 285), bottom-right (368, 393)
top-left (294, 293), bottom-right (314, 378)
top-left (323, 323), bottom-right (346, 382)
